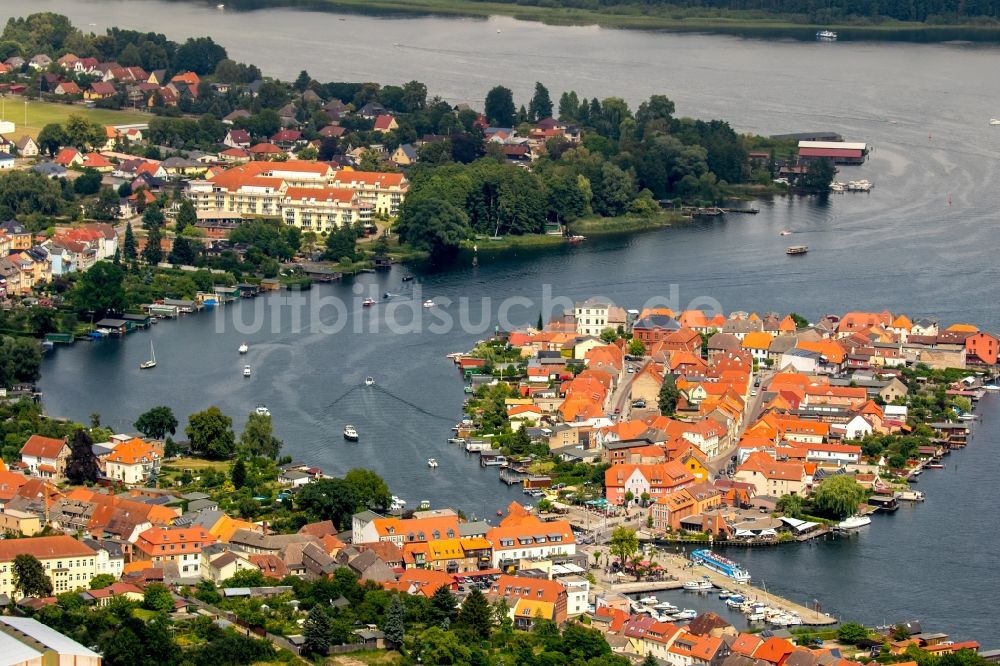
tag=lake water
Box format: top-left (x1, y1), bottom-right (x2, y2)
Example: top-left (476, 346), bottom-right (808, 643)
top-left (11, 0), bottom-right (1000, 642)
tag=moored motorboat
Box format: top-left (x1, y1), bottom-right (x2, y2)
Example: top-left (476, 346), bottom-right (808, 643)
top-left (638, 596), bottom-right (659, 605)
top-left (427, 458), bottom-right (439, 468)
top-left (238, 342), bottom-right (249, 354)
top-left (343, 424), bottom-right (359, 441)
top-left (682, 579), bottom-right (713, 591)
top-left (836, 514), bottom-right (872, 531)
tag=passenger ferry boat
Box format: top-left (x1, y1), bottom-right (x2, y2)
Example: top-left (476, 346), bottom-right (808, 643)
top-left (786, 245), bottom-right (809, 255)
top-left (691, 549), bottom-right (752, 582)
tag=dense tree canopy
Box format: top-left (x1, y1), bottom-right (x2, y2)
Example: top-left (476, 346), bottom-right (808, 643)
top-left (186, 406), bottom-right (236, 460)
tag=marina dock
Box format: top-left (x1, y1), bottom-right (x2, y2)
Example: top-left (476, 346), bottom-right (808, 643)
top-left (659, 552), bottom-right (837, 626)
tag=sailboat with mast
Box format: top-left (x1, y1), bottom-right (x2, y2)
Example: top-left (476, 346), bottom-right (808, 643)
top-left (139, 341), bottom-right (156, 369)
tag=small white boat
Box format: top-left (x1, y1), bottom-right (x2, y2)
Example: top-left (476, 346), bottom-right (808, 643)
top-left (423, 299), bottom-right (435, 308)
top-left (683, 579), bottom-right (713, 591)
top-left (779, 230), bottom-right (792, 236)
top-left (243, 364), bottom-right (251, 377)
top-left (654, 602), bottom-right (678, 612)
top-left (447, 437), bottom-right (465, 444)
top-left (427, 458), bottom-right (438, 468)
top-left (255, 404), bottom-right (270, 416)
top-left (718, 589), bottom-right (732, 599)
top-left (747, 610), bottom-right (766, 622)
top-left (139, 341), bottom-right (156, 369)
top-left (365, 376), bottom-right (375, 386)
top-left (362, 298), bottom-right (375, 307)
top-left (638, 596), bottom-right (658, 605)
top-left (390, 495), bottom-right (406, 510)
top-left (672, 609), bottom-right (697, 620)
top-left (238, 342), bottom-right (249, 354)
top-left (990, 119), bottom-right (1000, 126)
top-left (816, 29), bottom-right (838, 41)
top-left (983, 384), bottom-right (999, 391)
top-left (344, 425), bottom-right (359, 441)
top-left (836, 514), bottom-right (872, 531)
top-left (216, 3), bottom-right (225, 8)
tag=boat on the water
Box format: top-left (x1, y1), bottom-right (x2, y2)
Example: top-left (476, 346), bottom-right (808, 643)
top-left (139, 341), bottom-right (157, 370)
top-left (653, 601), bottom-right (678, 612)
top-left (427, 458), bottom-right (438, 468)
top-left (423, 299), bottom-right (435, 308)
top-left (779, 230), bottom-right (792, 236)
top-left (362, 298), bottom-right (376, 307)
top-left (691, 549), bottom-right (751, 582)
top-left (672, 609), bottom-right (697, 620)
top-left (786, 245), bottom-right (809, 255)
top-left (682, 579), bottom-right (713, 591)
top-left (365, 376), bottom-right (375, 386)
top-left (836, 514), bottom-right (872, 531)
top-left (990, 118), bottom-right (1000, 126)
top-left (718, 589), bottom-right (732, 599)
top-left (238, 342), bottom-right (249, 354)
top-left (638, 596), bottom-right (658, 605)
top-left (255, 404), bottom-right (270, 416)
top-left (816, 29), bottom-right (838, 41)
top-left (243, 364), bottom-right (251, 377)
top-left (344, 425), bottom-right (359, 441)
top-left (401, 275), bottom-right (414, 282)
top-left (926, 462), bottom-right (945, 469)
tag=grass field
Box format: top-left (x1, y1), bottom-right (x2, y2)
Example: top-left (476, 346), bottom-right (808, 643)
top-left (0, 98), bottom-right (148, 139)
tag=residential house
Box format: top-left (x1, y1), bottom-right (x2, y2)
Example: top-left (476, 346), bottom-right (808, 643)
top-left (14, 136), bottom-right (38, 157)
top-left (85, 81), bottom-right (117, 100)
top-left (490, 575), bottom-right (568, 627)
top-left (105, 438), bottom-right (163, 485)
top-left (733, 452), bottom-right (807, 498)
top-left (373, 114), bottom-right (399, 133)
top-left (391, 143), bottom-right (417, 165)
top-left (134, 526), bottom-right (216, 578)
top-left (201, 548), bottom-right (255, 583)
top-left (18, 435), bottom-right (70, 480)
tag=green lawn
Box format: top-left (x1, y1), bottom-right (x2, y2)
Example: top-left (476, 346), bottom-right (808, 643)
top-left (0, 98), bottom-right (148, 139)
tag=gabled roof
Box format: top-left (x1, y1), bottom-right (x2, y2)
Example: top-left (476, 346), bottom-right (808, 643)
top-left (20, 435), bottom-right (67, 459)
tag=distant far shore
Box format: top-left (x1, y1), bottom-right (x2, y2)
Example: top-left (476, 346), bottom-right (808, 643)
top-left (221, 0), bottom-right (1000, 43)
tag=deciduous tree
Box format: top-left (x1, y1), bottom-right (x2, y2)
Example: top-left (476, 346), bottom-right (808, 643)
top-left (813, 475), bottom-right (866, 519)
top-left (135, 406), bottom-right (178, 439)
top-left (13, 554), bottom-right (52, 598)
top-left (66, 428), bottom-right (99, 484)
top-left (186, 406), bottom-right (236, 460)
top-left (484, 85), bottom-right (515, 127)
top-left (239, 412), bottom-right (283, 459)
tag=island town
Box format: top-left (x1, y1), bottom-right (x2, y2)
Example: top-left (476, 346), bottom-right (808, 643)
top-left (0, 10), bottom-right (995, 666)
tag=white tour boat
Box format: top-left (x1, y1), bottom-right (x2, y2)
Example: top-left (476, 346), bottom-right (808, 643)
top-left (238, 342), bottom-right (249, 354)
top-left (255, 404), bottom-right (270, 417)
top-left (343, 425), bottom-right (359, 441)
top-left (427, 458), bottom-right (439, 468)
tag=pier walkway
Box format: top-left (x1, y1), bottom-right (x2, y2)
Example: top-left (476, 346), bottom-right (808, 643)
top-left (660, 553), bottom-right (836, 625)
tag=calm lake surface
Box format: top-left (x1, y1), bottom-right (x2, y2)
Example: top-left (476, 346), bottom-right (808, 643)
top-left (10, 0), bottom-right (1000, 641)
